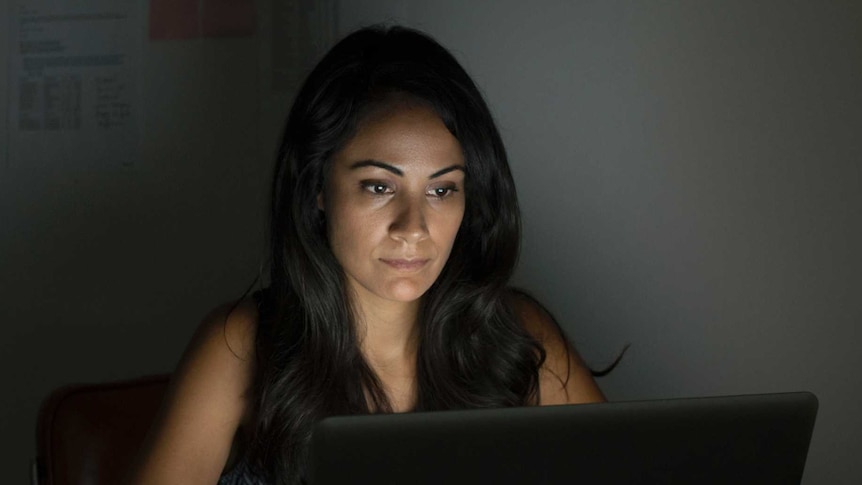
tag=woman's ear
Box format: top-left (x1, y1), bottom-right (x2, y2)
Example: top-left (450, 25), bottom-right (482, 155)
top-left (317, 192), bottom-right (325, 211)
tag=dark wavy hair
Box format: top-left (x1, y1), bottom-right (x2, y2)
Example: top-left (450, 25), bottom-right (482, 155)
top-left (248, 25), bottom-right (546, 484)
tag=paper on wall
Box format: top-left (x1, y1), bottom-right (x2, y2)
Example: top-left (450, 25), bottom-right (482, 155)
top-left (7, 1), bottom-right (141, 170)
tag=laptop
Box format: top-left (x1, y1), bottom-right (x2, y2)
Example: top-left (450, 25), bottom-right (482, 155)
top-left (308, 392), bottom-right (818, 484)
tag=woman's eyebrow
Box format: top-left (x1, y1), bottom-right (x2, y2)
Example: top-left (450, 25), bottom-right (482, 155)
top-left (350, 159), bottom-right (403, 176)
top-left (429, 165), bottom-right (465, 179)
top-left (349, 159), bottom-right (465, 179)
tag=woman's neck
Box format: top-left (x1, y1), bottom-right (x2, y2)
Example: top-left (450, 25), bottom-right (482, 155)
top-left (353, 294), bottom-right (421, 412)
top-left (354, 295), bottom-right (420, 369)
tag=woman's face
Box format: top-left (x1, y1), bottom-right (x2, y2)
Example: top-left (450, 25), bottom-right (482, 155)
top-left (321, 100), bottom-right (466, 305)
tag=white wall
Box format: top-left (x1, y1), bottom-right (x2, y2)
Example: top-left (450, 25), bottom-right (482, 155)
top-left (340, 1), bottom-right (860, 483)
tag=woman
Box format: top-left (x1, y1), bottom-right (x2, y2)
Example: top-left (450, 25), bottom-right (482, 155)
top-left (129, 25), bottom-right (605, 485)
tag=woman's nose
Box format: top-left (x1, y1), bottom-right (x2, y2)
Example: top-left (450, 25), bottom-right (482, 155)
top-left (389, 196), bottom-right (428, 244)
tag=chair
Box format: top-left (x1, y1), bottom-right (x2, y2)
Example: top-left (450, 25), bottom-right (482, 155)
top-left (33, 374), bottom-right (171, 485)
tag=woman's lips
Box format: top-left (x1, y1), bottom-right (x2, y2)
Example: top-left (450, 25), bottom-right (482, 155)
top-left (380, 258), bottom-right (430, 271)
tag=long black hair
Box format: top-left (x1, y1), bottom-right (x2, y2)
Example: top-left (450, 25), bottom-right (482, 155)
top-left (248, 25), bottom-right (544, 484)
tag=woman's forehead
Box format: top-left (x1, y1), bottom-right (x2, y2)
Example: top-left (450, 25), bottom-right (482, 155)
top-left (333, 102), bottom-right (464, 174)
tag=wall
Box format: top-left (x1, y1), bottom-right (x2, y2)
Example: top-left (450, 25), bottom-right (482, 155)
top-left (338, 1), bottom-right (860, 483)
top-left (0, 2), bottom-right (289, 481)
top-left (2, 1), bottom-right (860, 483)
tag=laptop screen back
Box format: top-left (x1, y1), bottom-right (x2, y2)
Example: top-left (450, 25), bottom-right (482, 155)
top-left (309, 392), bottom-right (817, 485)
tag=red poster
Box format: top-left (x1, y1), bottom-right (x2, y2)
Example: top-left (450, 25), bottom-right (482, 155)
top-left (148, 0), bottom-right (200, 40)
top-left (203, 0), bottom-right (256, 37)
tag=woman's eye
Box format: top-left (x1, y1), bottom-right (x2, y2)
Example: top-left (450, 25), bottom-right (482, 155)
top-left (428, 186), bottom-right (458, 198)
top-left (362, 182), bottom-right (393, 195)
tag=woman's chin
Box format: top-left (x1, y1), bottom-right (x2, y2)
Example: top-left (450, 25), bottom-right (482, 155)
top-left (381, 280), bottom-right (432, 303)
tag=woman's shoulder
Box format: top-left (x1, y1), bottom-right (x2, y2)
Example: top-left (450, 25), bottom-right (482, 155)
top-left (127, 296), bottom-right (262, 484)
top-left (506, 288), bottom-right (606, 405)
top-left (507, 288), bottom-right (569, 352)
top-left (193, 295), bottom-right (261, 362)
top-left (507, 289), bottom-right (558, 344)
top-left (171, 293), bottom-right (262, 413)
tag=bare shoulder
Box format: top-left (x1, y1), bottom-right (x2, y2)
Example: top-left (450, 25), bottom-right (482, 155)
top-left (127, 297), bottom-right (259, 485)
top-left (510, 290), bottom-right (606, 405)
top-left (191, 297), bottom-right (259, 364)
top-left (169, 297), bottom-right (259, 390)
